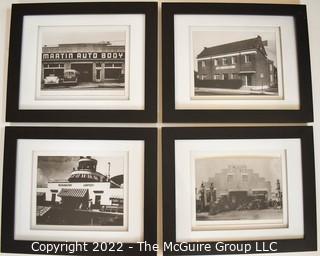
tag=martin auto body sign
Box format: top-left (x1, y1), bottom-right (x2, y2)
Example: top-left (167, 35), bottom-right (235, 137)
top-left (42, 52), bottom-right (125, 61)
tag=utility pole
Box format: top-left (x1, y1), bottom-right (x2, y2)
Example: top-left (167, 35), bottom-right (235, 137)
top-left (107, 162), bottom-right (111, 181)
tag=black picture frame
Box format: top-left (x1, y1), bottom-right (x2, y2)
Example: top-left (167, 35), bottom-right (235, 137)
top-left (162, 3), bottom-right (313, 123)
top-left (1, 127), bottom-right (157, 256)
top-left (6, 2), bottom-right (157, 123)
top-left (162, 126), bottom-right (317, 255)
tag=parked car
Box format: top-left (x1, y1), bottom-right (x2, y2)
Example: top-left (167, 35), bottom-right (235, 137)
top-left (43, 74), bottom-right (60, 86)
top-left (63, 69), bottom-right (80, 84)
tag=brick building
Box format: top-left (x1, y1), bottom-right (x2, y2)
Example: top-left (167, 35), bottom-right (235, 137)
top-left (196, 35), bottom-right (278, 89)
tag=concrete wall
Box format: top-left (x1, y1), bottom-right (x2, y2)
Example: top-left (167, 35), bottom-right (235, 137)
top-left (207, 166), bottom-right (272, 200)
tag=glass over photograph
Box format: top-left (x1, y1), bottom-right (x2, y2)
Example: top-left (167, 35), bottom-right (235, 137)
top-left (193, 153), bottom-right (287, 230)
top-left (191, 26), bottom-right (283, 99)
top-left (33, 153), bottom-right (127, 231)
top-left (37, 25), bottom-right (129, 99)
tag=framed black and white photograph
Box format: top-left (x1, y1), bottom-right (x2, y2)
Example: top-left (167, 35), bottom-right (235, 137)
top-left (162, 127), bottom-right (317, 254)
top-left (1, 127), bottom-right (157, 255)
top-left (6, 2), bottom-right (157, 122)
top-left (34, 153), bottom-right (128, 231)
top-left (39, 26), bottom-right (129, 100)
top-left (193, 152), bottom-right (287, 231)
top-left (162, 3), bottom-right (313, 123)
top-left (192, 27), bottom-right (282, 99)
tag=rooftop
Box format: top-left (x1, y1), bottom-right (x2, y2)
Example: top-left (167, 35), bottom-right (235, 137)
top-left (197, 35), bottom-right (267, 59)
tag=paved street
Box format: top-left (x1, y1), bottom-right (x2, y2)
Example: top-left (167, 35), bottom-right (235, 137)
top-left (42, 82), bottom-right (125, 90)
top-left (195, 86), bottom-right (278, 96)
top-left (197, 208), bottom-right (283, 221)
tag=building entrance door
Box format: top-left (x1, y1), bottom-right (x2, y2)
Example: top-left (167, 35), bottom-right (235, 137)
top-left (95, 195), bottom-right (101, 208)
top-left (51, 193), bottom-right (56, 203)
top-left (71, 63), bottom-right (93, 82)
top-left (229, 191), bottom-right (248, 209)
top-left (241, 74), bottom-right (252, 86)
top-left (96, 69), bottom-right (101, 82)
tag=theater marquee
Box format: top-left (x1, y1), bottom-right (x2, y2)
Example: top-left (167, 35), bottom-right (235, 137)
top-left (42, 52), bottom-right (125, 61)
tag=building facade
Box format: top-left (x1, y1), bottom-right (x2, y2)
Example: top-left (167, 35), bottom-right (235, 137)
top-left (196, 36), bottom-right (277, 88)
top-left (197, 164), bottom-right (274, 210)
top-left (37, 156), bottom-right (124, 212)
top-left (42, 43), bottom-right (125, 83)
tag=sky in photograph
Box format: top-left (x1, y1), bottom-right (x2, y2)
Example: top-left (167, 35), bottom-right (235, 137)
top-left (41, 26), bottom-right (126, 46)
top-left (193, 28), bottom-right (278, 71)
top-left (37, 155), bottom-right (125, 187)
top-left (195, 156), bottom-right (283, 192)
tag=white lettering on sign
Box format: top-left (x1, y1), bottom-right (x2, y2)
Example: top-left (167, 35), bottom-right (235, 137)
top-left (42, 52), bottom-right (125, 60)
top-left (58, 183), bottom-right (72, 187)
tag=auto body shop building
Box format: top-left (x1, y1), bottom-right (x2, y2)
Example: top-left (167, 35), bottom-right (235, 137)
top-left (42, 43), bottom-right (125, 83)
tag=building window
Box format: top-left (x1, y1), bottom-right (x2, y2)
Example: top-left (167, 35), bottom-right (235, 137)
top-left (43, 63), bottom-right (64, 69)
top-left (201, 61), bottom-right (205, 68)
top-left (244, 54), bottom-right (251, 63)
top-left (242, 174), bottom-right (248, 183)
top-left (214, 59), bottom-right (218, 66)
top-left (231, 56), bottom-right (236, 64)
top-left (269, 63), bottom-right (273, 72)
top-left (230, 73), bottom-right (238, 79)
top-left (213, 74), bottom-right (220, 80)
top-left (227, 174), bottom-right (233, 183)
top-left (222, 58), bottom-right (227, 65)
top-left (114, 63), bottom-right (122, 68)
top-left (43, 63), bottom-right (65, 78)
top-left (104, 62), bottom-right (123, 80)
top-left (270, 74), bottom-right (274, 83)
